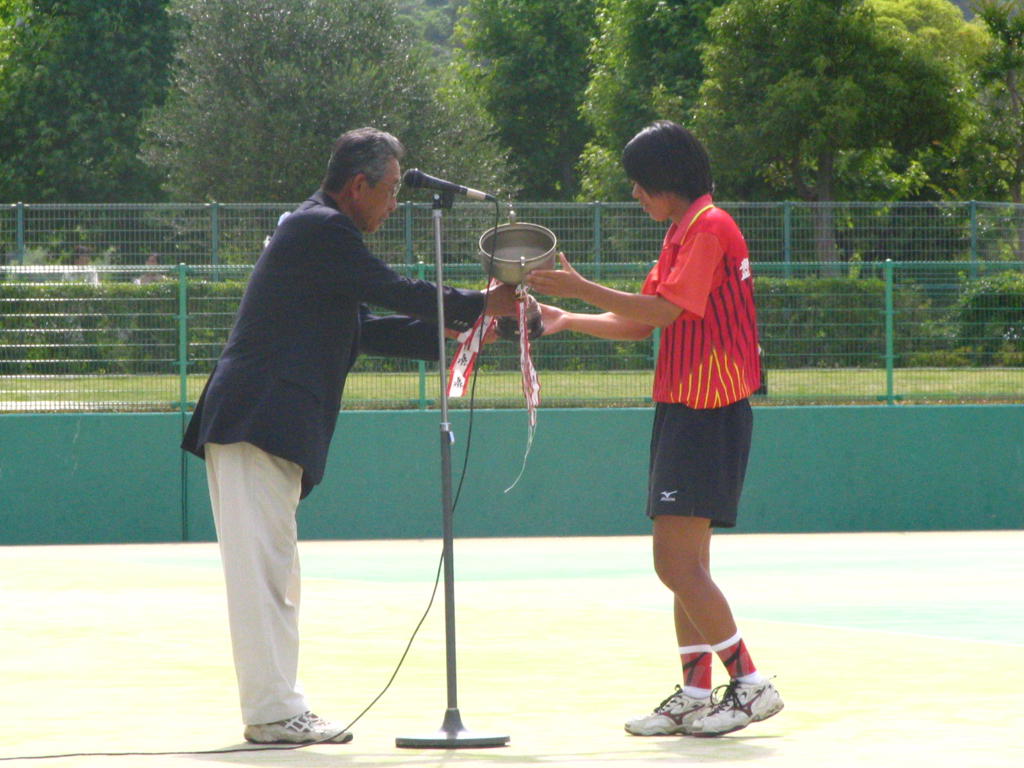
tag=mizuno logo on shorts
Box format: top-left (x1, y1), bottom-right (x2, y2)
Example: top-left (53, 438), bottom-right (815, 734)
top-left (659, 490), bottom-right (678, 502)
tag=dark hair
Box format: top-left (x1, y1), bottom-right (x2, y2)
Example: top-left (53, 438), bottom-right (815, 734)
top-left (321, 127), bottom-right (405, 193)
top-left (621, 121), bottom-right (713, 200)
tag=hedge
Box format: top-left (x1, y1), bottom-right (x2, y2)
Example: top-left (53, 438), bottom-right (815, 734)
top-left (953, 271), bottom-right (1024, 365)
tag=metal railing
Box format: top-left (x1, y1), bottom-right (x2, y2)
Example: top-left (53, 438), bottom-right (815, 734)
top-left (1, 259), bottom-right (1020, 412)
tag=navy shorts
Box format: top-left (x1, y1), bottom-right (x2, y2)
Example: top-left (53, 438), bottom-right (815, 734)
top-left (646, 399), bottom-right (753, 528)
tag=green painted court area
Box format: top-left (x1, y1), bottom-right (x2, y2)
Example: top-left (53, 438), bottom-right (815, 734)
top-left (1, 531), bottom-right (1021, 767)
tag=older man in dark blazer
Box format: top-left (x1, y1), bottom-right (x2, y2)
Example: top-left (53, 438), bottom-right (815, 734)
top-left (182, 127), bottom-right (516, 745)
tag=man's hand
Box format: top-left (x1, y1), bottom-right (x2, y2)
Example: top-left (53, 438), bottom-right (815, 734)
top-left (496, 294), bottom-right (544, 340)
top-left (483, 281), bottom-right (520, 316)
top-left (445, 324), bottom-right (499, 343)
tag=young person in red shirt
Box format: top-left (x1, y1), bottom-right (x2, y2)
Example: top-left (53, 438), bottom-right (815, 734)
top-left (527, 121), bottom-right (782, 737)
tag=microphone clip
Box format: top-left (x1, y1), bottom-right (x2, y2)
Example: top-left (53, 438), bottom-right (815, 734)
top-left (432, 190), bottom-right (456, 211)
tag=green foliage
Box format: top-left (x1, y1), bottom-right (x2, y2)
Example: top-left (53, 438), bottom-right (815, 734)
top-left (953, 270), bottom-right (1024, 363)
top-left (757, 274), bottom-right (962, 367)
top-left (395, 0), bottom-right (465, 53)
top-left (0, 0), bottom-right (175, 202)
top-left (966, 0), bottom-right (1024, 203)
top-left (865, 0), bottom-right (991, 202)
top-left (0, 278), bottom-right (246, 375)
top-left (578, 0), bottom-right (723, 200)
top-left (455, 0), bottom-right (598, 200)
top-left (0, 280), bottom-right (178, 374)
top-left (759, 277), bottom-right (891, 367)
top-left (695, 0), bottom-right (971, 203)
top-left (2, 271), bottom-right (1021, 376)
top-left (143, 0), bottom-right (510, 202)
top-left (1, 0), bottom-right (1021, 211)
top-left (903, 348), bottom-right (974, 367)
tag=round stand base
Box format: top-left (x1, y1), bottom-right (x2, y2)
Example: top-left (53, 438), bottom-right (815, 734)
top-left (396, 709), bottom-right (509, 749)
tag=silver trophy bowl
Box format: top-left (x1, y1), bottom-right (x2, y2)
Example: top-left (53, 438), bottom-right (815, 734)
top-left (478, 222), bottom-right (557, 285)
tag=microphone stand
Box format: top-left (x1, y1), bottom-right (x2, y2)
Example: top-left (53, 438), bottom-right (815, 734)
top-left (395, 192), bottom-right (510, 749)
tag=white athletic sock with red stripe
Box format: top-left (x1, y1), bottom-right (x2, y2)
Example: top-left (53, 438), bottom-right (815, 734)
top-left (679, 644), bottom-right (712, 698)
top-left (711, 631), bottom-right (765, 685)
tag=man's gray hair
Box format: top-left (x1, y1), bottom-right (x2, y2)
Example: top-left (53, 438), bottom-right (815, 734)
top-left (322, 127), bottom-right (405, 193)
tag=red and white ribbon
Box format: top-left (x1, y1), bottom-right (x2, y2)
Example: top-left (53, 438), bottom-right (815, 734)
top-left (505, 287), bottom-right (541, 493)
top-left (517, 295), bottom-right (541, 427)
top-left (447, 282), bottom-right (542, 493)
top-left (447, 312), bottom-right (496, 398)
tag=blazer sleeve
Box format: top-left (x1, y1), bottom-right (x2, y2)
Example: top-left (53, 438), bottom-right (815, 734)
top-left (321, 215), bottom-right (485, 331)
top-left (358, 306), bottom-right (440, 360)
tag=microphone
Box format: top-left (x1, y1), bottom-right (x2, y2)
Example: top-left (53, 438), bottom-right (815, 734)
top-left (403, 168), bottom-right (496, 202)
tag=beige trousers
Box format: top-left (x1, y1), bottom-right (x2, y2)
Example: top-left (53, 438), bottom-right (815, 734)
top-left (205, 441), bottom-right (310, 725)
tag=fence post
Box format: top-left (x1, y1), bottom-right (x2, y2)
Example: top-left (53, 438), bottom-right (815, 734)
top-left (593, 202), bottom-right (603, 280)
top-left (417, 258), bottom-right (428, 409)
top-left (15, 202), bottom-right (25, 264)
top-left (404, 201), bottom-right (415, 271)
top-left (208, 202), bottom-right (220, 266)
top-left (883, 259), bottom-right (895, 405)
top-left (177, 263), bottom-right (190, 415)
top-left (783, 201), bottom-right (793, 277)
top-left (177, 263), bottom-right (191, 541)
top-left (968, 200), bottom-right (979, 279)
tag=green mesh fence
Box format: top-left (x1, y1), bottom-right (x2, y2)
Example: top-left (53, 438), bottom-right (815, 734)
top-left (753, 261), bottom-right (1023, 404)
top-left (8, 200), bottom-right (1024, 268)
top-left (1, 200), bottom-right (1022, 412)
top-left (1, 261), bottom-right (1020, 412)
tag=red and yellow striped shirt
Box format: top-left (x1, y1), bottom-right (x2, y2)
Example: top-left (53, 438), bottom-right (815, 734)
top-left (642, 195), bottom-right (761, 409)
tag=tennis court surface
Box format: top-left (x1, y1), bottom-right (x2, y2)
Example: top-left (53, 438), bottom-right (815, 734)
top-left (1, 531), bottom-right (1021, 767)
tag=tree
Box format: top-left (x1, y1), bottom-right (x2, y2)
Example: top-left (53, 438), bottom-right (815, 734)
top-left (455, 0), bottom-right (597, 200)
top-left (971, 0), bottom-right (1024, 204)
top-left (865, 0), bottom-right (989, 202)
top-left (959, 0), bottom-right (1024, 255)
top-left (578, 0), bottom-right (723, 200)
top-left (395, 0), bottom-right (466, 55)
top-left (143, 0), bottom-right (510, 202)
top-left (695, 0), bottom-right (970, 262)
top-left (0, 0), bottom-right (175, 202)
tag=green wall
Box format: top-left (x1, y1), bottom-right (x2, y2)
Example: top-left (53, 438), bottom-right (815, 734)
top-left (0, 413), bottom-right (185, 544)
top-left (2, 406), bottom-right (1022, 545)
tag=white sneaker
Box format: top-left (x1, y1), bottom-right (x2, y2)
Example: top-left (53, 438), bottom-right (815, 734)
top-left (243, 711), bottom-right (353, 744)
top-left (691, 679), bottom-right (784, 736)
top-left (625, 685), bottom-right (712, 736)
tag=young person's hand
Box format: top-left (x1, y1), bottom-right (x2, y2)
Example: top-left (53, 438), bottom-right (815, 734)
top-left (537, 302), bottom-right (571, 336)
top-left (526, 253), bottom-right (589, 299)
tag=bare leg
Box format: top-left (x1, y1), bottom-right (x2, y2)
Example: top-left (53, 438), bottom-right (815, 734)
top-left (671, 521), bottom-right (710, 646)
top-left (653, 516), bottom-right (737, 648)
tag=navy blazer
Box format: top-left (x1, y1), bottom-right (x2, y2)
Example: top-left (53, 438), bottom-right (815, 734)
top-left (182, 189), bottom-right (485, 498)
